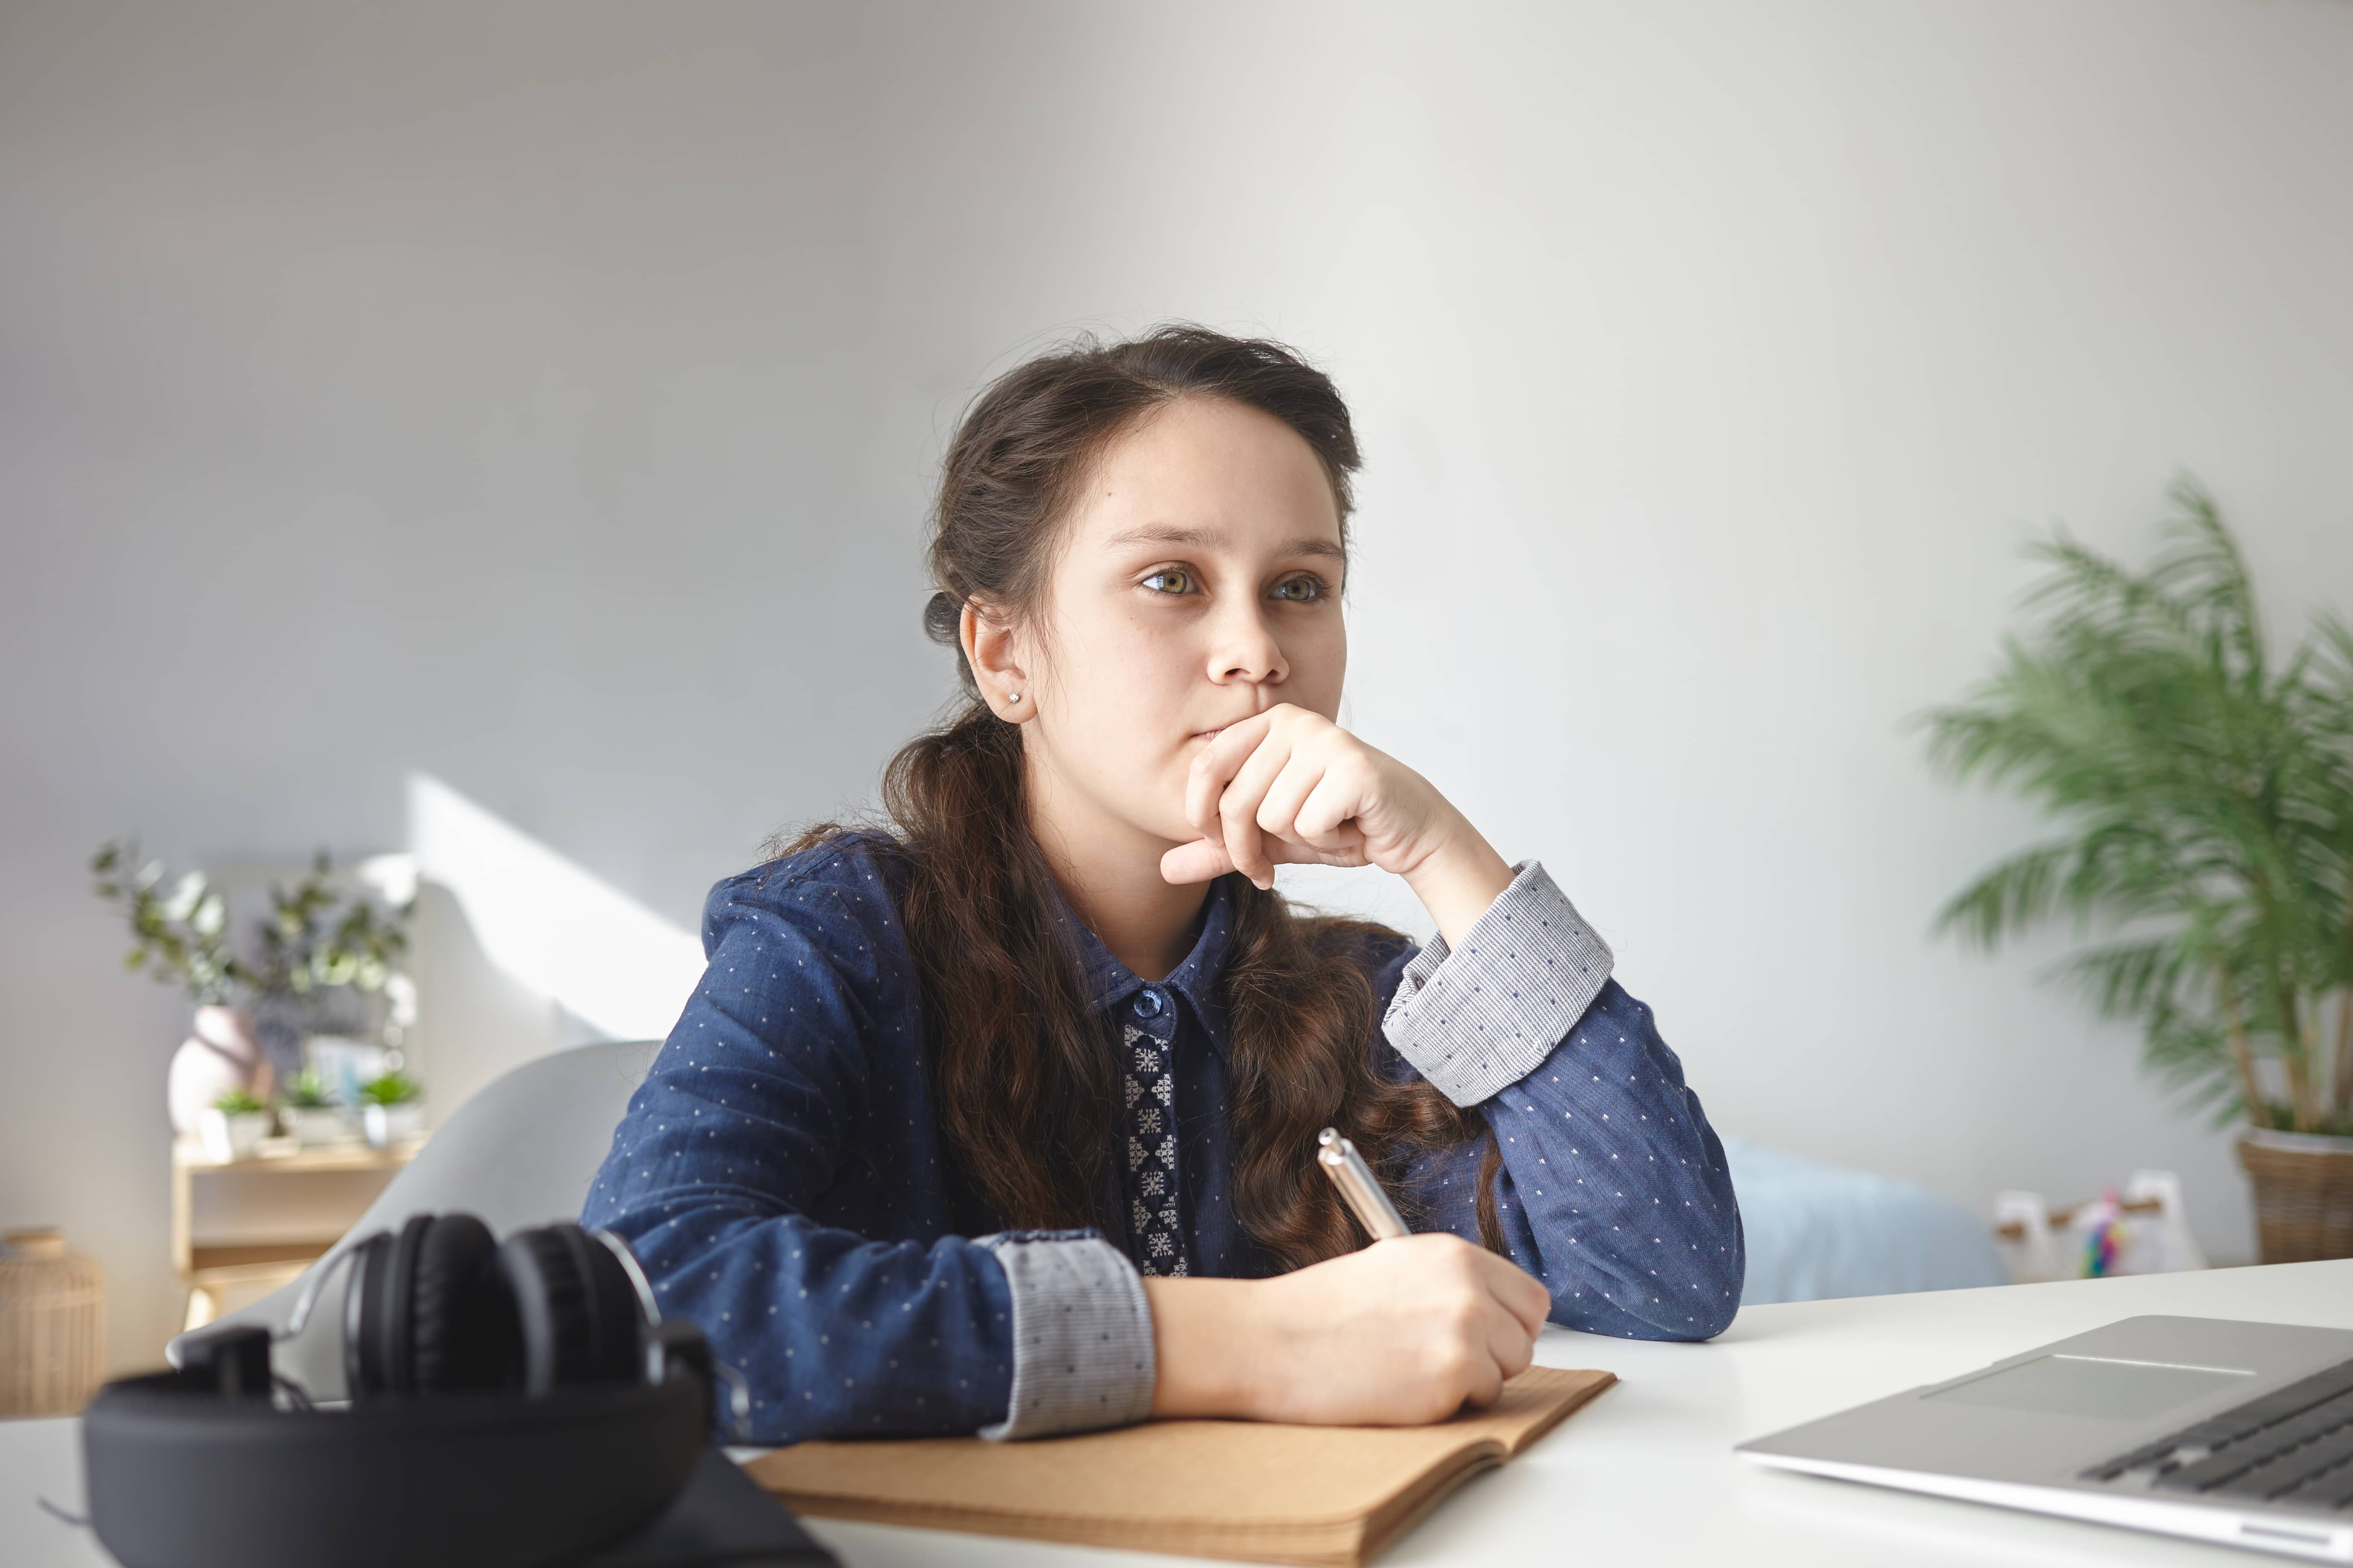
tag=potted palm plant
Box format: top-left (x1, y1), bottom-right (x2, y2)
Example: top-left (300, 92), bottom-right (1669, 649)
top-left (1923, 480), bottom-right (2353, 1263)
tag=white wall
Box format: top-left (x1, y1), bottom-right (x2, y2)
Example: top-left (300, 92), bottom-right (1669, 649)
top-left (5, 0), bottom-right (2351, 1368)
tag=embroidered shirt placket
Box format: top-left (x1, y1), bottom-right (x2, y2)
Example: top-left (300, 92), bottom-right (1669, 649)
top-left (1122, 987), bottom-right (1188, 1276)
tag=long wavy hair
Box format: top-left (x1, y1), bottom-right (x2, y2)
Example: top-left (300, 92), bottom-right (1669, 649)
top-left (789, 325), bottom-right (1501, 1269)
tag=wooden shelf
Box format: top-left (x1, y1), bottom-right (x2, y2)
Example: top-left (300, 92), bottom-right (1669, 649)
top-left (172, 1135), bottom-right (424, 1174)
top-left (188, 1241), bottom-right (341, 1275)
top-left (172, 1131), bottom-right (428, 1331)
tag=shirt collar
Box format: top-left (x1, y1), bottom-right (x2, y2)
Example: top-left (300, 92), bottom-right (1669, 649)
top-left (1052, 875), bottom-right (1239, 1052)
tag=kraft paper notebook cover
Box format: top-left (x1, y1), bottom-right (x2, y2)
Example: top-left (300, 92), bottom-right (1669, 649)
top-left (741, 1365), bottom-right (1615, 1568)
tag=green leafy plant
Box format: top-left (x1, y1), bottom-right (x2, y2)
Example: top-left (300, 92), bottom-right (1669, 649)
top-left (277, 1071), bottom-right (333, 1110)
top-left (211, 1088), bottom-right (268, 1116)
top-left (252, 851), bottom-right (409, 997)
top-left (91, 839), bottom-right (247, 1004)
top-left (91, 843), bottom-right (413, 1008)
top-left (1921, 480), bottom-right (2353, 1133)
top-left (358, 1072), bottom-right (422, 1108)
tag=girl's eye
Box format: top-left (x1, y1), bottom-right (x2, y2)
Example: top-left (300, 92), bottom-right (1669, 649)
top-left (1142, 569), bottom-right (1195, 595)
top-left (1270, 575), bottom-right (1327, 603)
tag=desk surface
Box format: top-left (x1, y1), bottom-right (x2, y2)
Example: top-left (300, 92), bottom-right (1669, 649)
top-left (16, 1259), bottom-right (2353, 1568)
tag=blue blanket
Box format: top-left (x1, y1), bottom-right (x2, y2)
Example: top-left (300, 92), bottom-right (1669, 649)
top-left (1724, 1137), bottom-right (2006, 1305)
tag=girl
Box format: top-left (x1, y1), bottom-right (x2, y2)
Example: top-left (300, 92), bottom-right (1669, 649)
top-left (584, 326), bottom-right (1742, 1442)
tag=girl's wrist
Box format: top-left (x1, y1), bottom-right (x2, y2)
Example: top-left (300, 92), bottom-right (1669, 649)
top-left (1141, 1275), bottom-right (1263, 1419)
top-left (1401, 816), bottom-right (1515, 950)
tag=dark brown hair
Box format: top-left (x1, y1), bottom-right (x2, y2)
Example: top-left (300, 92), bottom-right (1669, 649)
top-left (797, 325), bottom-right (1499, 1268)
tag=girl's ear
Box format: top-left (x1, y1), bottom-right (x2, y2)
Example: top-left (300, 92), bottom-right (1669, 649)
top-left (960, 599), bottom-right (1032, 722)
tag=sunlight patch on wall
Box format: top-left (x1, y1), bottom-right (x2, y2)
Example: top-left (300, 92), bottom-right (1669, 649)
top-left (406, 773), bottom-right (703, 1041)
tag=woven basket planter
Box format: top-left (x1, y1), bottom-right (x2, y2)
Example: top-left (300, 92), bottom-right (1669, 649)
top-left (2239, 1129), bottom-right (2353, 1264)
top-left (0, 1227), bottom-right (105, 1418)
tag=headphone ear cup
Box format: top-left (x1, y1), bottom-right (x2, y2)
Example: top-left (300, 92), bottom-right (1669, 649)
top-left (496, 1224), bottom-right (645, 1396)
top-left (342, 1215), bottom-right (434, 1401)
top-left (407, 1212), bottom-right (507, 1393)
top-left (340, 1229), bottom-right (396, 1400)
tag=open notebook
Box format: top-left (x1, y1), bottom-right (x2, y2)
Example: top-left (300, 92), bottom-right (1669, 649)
top-left (741, 1365), bottom-right (1615, 1567)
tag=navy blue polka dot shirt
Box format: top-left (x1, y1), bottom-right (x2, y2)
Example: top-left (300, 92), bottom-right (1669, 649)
top-left (583, 836), bottom-right (1743, 1443)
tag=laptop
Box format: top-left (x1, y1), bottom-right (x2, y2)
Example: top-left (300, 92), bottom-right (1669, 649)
top-left (1738, 1316), bottom-right (2353, 1562)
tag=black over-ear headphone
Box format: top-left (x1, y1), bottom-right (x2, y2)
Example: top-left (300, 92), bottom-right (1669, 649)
top-left (83, 1214), bottom-right (735, 1568)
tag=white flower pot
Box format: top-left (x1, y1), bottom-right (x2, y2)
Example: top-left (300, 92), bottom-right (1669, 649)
top-left (197, 1108), bottom-right (273, 1164)
top-left (279, 1106), bottom-right (352, 1147)
top-left (168, 1006), bottom-right (267, 1137)
top-left (363, 1103), bottom-right (422, 1149)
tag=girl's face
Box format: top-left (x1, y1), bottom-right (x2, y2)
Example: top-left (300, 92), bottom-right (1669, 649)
top-left (1002, 396), bottom-right (1348, 862)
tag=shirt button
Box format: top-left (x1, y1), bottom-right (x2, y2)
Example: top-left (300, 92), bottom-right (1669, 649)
top-left (1133, 989), bottom-right (1165, 1019)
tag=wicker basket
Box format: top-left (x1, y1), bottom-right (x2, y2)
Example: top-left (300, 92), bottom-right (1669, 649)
top-left (2238, 1131), bottom-right (2353, 1264)
top-left (0, 1227), bottom-right (105, 1418)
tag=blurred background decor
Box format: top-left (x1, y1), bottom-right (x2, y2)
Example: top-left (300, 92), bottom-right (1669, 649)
top-left (5, 0), bottom-right (2350, 1369)
top-left (1994, 1171), bottom-right (2208, 1284)
top-left (240, 851), bottom-right (416, 1083)
top-left (92, 840), bottom-right (270, 1135)
top-left (358, 1071), bottom-right (425, 1150)
top-left (274, 1071), bottom-right (348, 1147)
top-left (196, 1088), bottom-right (271, 1164)
top-left (0, 1227), bottom-right (104, 1418)
top-left (1926, 482), bottom-right (2353, 1261)
top-left (93, 842), bottom-right (418, 1135)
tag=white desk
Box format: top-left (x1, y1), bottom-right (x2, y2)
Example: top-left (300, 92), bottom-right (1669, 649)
top-left (14, 1260), bottom-right (2353, 1567)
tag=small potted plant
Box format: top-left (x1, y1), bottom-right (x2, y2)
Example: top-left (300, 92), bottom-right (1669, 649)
top-left (198, 1088), bottom-right (273, 1164)
top-left (275, 1071), bottom-right (350, 1147)
top-left (358, 1072), bottom-right (425, 1150)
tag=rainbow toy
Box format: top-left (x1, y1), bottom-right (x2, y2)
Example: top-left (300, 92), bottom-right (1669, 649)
top-left (2081, 1191), bottom-right (2124, 1278)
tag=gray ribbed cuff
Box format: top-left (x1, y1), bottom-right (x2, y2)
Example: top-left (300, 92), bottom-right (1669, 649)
top-left (1383, 861), bottom-right (1614, 1107)
top-left (976, 1232), bottom-right (1156, 1440)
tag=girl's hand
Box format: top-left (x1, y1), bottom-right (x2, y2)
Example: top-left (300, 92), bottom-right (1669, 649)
top-left (1160, 704), bottom-right (1515, 948)
top-left (1143, 1234), bottom-right (1553, 1425)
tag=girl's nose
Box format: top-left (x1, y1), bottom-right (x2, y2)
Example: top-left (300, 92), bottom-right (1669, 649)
top-left (1209, 604), bottom-right (1287, 692)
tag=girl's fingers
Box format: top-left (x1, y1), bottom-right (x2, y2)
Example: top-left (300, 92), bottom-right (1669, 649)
top-left (1461, 1341), bottom-right (1509, 1409)
top-left (1474, 1252), bottom-right (1554, 1339)
top-left (1481, 1303), bottom-right (1537, 1383)
top-left (1158, 835), bottom-right (1366, 887)
top-left (1216, 731), bottom-right (1296, 886)
top-left (1220, 801), bottom-right (1268, 887)
top-left (1160, 838), bottom-right (1234, 885)
top-left (1292, 767), bottom-right (1362, 851)
top-left (1305, 824), bottom-right (1370, 865)
top-left (1261, 753), bottom-right (1371, 861)
top-left (1254, 751), bottom-right (1327, 846)
top-left (1186, 715), bottom-right (1275, 838)
top-left (1171, 709), bottom-right (1395, 887)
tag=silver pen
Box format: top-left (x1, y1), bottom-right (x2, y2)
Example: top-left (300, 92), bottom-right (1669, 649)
top-left (1317, 1126), bottom-right (1410, 1243)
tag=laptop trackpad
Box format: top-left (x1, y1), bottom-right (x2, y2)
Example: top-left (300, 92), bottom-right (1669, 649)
top-left (1927, 1355), bottom-right (2253, 1422)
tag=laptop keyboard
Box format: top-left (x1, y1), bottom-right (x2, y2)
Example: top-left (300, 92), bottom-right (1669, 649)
top-left (2084, 1355), bottom-right (2353, 1509)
